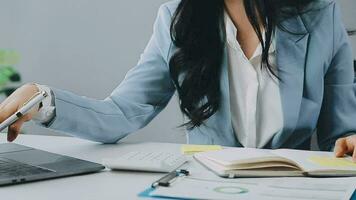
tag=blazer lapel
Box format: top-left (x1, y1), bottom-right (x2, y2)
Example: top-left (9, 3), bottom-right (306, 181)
top-left (271, 15), bottom-right (310, 148)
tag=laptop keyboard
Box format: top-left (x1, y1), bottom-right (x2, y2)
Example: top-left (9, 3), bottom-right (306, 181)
top-left (0, 157), bottom-right (53, 179)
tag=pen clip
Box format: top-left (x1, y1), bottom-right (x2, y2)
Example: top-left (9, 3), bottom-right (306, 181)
top-left (151, 169), bottom-right (189, 188)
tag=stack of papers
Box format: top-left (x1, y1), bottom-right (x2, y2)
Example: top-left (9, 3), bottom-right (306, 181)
top-left (142, 176), bottom-right (356, 200)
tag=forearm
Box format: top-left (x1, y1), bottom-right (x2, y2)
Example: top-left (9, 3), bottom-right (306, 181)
top-left (34, 86), bottom-right (162, 143)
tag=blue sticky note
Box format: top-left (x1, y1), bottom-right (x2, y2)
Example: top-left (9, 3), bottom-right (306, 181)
top-left (351, 190), bottom-right (356, 200)
top-left (138, 187), bottom-right (192, 200)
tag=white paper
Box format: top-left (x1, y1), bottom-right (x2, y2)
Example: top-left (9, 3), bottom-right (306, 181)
top-left (195, 148), bottom-right (276, 166)
top-left (151, 176), bottom-right (355, 200)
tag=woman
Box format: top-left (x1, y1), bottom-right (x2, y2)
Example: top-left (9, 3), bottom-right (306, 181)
top-left (0, 0), bottom-right (355, 159)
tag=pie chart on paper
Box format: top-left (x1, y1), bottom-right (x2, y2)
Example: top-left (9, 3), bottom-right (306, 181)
top-left (213, 186), bottom-right (249, 194)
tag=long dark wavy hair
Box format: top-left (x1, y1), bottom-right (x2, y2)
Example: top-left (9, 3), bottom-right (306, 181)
top-left (169, 0), bottom-right (317, 129)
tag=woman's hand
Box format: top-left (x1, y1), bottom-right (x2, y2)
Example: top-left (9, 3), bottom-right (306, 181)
top-left (0, 83), bottom-right (40, 142)
top-left (335, 135), bottom-right (356, 161)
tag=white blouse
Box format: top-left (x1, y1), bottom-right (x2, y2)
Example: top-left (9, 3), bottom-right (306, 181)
top-left (225, 13), bottom-right (283, 148)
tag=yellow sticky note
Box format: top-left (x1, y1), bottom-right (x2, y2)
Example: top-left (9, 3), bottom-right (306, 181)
top-left (181, 144), bottom-right (222, 155)
top-left (308, 156), bottom-right (356, 168)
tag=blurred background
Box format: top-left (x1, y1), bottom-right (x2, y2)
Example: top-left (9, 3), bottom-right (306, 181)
top-left (0, 0), bottom-right (355, 145)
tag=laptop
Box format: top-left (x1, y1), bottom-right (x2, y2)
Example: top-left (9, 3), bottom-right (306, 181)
top-left (0, 143), bottom-right (105, 186)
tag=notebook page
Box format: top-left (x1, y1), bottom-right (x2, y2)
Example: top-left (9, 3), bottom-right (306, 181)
top-left (195, 148), bottom-right (279, 166)
top-left (273, 149), bottom-right (356, 173)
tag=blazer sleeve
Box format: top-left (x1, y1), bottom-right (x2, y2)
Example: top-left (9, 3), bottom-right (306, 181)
top-left (317, 2), bottom-right (356, 151)
top-left (43, 4), bottom-right (176, 143)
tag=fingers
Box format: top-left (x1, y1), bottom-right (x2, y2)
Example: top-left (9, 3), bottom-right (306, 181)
top-left (0, 83), bottom-right (39, 122)
top-left (349, 136), bottom-right (356, 161)
top-left (334, 138), bottom-right (348, 157)
top-left (335, 136), bottom-right (356, 162)
top-left (353, 147), bottom-right (356, 162)
top-left (0, 97), bottom-right (19, 124)
top-left (0, 107), bottom-right (12, 123)
top-left (0, 99), bottom-right (16, 123)
top-left (0, 83), bottom-right (40, 143)
top-left (7, 115), bottom-right (31, 142)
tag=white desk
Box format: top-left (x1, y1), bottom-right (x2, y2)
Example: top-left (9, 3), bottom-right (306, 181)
top-left (0, 134), bottom-right (188, 200)
top-left (0, 135), bottom-right (356, 200)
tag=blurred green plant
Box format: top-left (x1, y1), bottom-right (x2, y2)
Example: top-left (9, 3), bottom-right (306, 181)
top-left (0, 49), bottom-right (22, 97)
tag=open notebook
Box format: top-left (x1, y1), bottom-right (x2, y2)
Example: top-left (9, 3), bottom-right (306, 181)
top-left (194, 148), bottom-right (356, 178)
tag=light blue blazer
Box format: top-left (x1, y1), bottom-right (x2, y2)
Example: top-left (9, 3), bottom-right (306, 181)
top-left (45, 0), bottom-right (356, 151)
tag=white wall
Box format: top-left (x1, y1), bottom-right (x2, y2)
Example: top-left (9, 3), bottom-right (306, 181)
top-left (0, 0), bottom-right (186, 143)
top-left (0, 0), bottom-right (355, 144)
